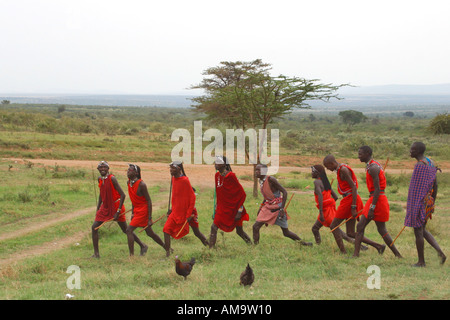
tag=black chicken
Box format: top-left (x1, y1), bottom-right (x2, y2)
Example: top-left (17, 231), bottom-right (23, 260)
top-left (175, 256), bottom-right (196, 280)
top-left (240, 263), bottom-right (254, 286)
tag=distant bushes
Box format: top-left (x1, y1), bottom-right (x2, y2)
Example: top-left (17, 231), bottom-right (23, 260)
top-left (428, 113), bottom-right (450, 135)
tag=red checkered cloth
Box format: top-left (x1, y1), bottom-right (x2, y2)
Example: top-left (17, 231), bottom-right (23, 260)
top-left (404, 163), bottom-right (437, 228)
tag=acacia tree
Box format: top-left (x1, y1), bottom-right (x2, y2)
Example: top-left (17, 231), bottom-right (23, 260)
top-left (338, 110), bottom-right (367, 130)
top-left (191, 59), bottom-right (347, 196)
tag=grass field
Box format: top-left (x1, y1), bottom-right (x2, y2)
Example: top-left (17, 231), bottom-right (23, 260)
top-left (0, 104), bottom-right (448, 300)
top-left (0, 160), bottom-right (448, 300)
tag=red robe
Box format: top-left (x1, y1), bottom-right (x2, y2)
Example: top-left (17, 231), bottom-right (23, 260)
top-left (314, 189), bottom-right (336, 228)
top-left (335, 164), bottom-right (363, 220)
top-left (95, 174), bottom-right (126, 222)
top-left (128, 179), bottom-right (149, 227)
top-left (213, 171), bottom-right (249, 232)
top-left (163, 176), bottom-right (196, 239)
top-left (362, 160), bottom-right (390, 222)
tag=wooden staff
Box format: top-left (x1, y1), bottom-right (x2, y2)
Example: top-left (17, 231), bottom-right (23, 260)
top-left (383, 157), bottom-right (390, 171)
top-left (175, 219), bottom-right (188, 238)
top-left (94, 209), bottom-right (131, 230)
top-left (139, 213), bottom-right (166, 233)
top-left (329, 208), bottom-right (363, 233)
top-left (285, 193), bottom-right (295, 211)
top-left (91, 164), bottom-right (98, 207)
top-left (391, 200), bottom-right (434, 247)
top-left (390, 225), bottom-right (405, 247)
top-left (168, 176), bottom-right (173, 213)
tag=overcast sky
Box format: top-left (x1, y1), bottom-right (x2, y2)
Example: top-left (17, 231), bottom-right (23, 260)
top-left (1, 0), bottom-right (450, 95)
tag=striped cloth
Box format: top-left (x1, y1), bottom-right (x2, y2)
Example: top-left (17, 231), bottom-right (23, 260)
top-left (404, 162), bottom-right (437, 228)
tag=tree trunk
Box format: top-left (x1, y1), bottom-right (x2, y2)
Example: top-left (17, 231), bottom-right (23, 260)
top-left (252, 163), bottom-right (258, 198)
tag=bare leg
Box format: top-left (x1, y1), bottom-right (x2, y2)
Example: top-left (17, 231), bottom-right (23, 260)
top-left (164, 232), bottom-right (172, 257)
top-left (125, 225), bottom-right (138, 256)
top-left (413, 226), bottom-right (426, 267)
top-left (353, 216), bottom-right (385, 257)
top-left (312, 220), bottom-right (323, 244)
top-left (144, 227), bottom-right (165, 251)
top-left (191, 226), bottom-right (209, 246)
top-left (236, 226), bottom-right (252, 244)
top-left (414, 224), bottom-right (446, 266)
top-left (252, 221), bottom-right (265, 245)
top-left (375, 221), bottom-right (402, 258)
top-left (330, 218), bottom-right (347, 254)
top-left (209, 223), bottom-right (218, 248)
top-left (340, 229), bottom-right (368, 250)
top-left (119, 221), bottom-right (147, 256)
top-left (91, 221), bottom-right (102, 258)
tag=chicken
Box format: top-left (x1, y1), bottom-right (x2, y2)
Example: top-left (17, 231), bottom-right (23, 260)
top-left (240, 263), bottom-right (254, 286)
top-left (175, 256), bottom-right (196, 280)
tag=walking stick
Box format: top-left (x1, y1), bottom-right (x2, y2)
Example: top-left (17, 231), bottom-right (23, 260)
top-left (391, 198), bottom-right (434, 247)
top-left (285, 193), bottom-right (295, 211)
top-left (175, 219), bottom-right (188, 238)
top-left (390, 225), bottom-right (405, 247)
top-left (329, 209), bottom-right (363, 233)
top-left (91, 165), bottom-right (98, 207)
top-left (139, 213), bottom-right (166, 233)
top-left (94, 209), bottom-right (131, 230)
top-left (383, 157), bottom-right (390, 171)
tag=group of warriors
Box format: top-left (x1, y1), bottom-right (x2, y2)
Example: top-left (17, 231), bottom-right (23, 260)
top-left (91, 142), bottom-right (446, 267)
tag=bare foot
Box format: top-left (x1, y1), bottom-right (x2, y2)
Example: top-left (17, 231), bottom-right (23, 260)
top-left (412, 262), bottom-right (426, 267)
top-left (378, 245), bottom-right (386, 255)
top-left (140, 245), bottom-right (148, 256)
top-left (439, 253), bottom-right (446, 265)
top-left (300, 241), bottom-right (313, 247)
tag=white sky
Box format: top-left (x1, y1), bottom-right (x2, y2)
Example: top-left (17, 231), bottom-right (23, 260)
top-left (1, 0), bottom-right (450, 94)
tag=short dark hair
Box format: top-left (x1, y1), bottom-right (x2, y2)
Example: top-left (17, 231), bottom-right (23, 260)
top-left (359, 145), bottom-right (373, 156)
top-left (412, 141), bottom-right (426, 154)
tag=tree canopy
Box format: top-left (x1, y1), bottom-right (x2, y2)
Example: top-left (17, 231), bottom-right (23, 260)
top-left (190, 59), bottom-right (348, 196)
top-left (190, 59), bottom-right (348, 130)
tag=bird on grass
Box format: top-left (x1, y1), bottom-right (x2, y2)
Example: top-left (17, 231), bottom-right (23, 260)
top-left (175, 255), bottom-right (196, 280)
top-left (240, 263), bottom-right (254, 286)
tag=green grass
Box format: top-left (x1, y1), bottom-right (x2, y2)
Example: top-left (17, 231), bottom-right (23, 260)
top-left (0, 162), bottom-right (448, 300)
top-left (0, 105), bottom-right (448, 300)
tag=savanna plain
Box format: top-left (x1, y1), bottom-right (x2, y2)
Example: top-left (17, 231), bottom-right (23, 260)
top-left (0, 103), bottom-right (448, 300)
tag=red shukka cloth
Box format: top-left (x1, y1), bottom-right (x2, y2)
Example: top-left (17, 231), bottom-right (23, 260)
top-left (163, 176), bottom-right (196, 239)
top-left (95, 174), bottom-right (126, 222)
top-left (213, 171), bottom-right (249, 232)
top-left (128, 179), bottom-right (150, 228)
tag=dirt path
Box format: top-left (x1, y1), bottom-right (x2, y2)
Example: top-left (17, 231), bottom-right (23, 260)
top-left (4, 157), bottom-right (430, 190)
top-left (0, 207), bottom-right (96, 242)
top-left (0, 157), bottom-right (446, 267)
top-left (0, 198), bottom-right (167, 268)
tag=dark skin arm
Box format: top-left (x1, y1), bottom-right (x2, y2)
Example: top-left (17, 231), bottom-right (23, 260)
top-left (111, 176), bottom-right (126, 220)
top-left (367, 164), bottom-right (381, 220)
top-left (331, 189), bottom-right (338, 201)
top-left (417, 160), bottom-right (438, 200)
top-left (339, 166), bottom-right (358, 218)
top-left (314, 179), bottom-right (325, 222)
top-left (268, 176), bottom-right (288, 217)
top-left (136, 180), bottom-right (153, 225)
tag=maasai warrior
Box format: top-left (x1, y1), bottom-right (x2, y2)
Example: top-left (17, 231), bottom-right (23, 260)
top-left (91, 161), bottom-right (146, 258)
top-left (310, 164), bottom-right (364, 248)
top-left (253, 164), bottom-right (312, 246)
top-left (323, 154), bottom-right (383, 254)
top-left (163, 161), bottom-right (209, 257)
top-left (209, 156), bottom-right (251, 248)
top-left (353, 146), bottom-right (402, 258)
top-left (125, 164), bottom-right (165, 256)
top-left (405, 142), bottom-right (446, 267)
